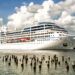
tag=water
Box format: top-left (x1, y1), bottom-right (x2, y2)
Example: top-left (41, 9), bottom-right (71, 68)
top-left (0, 50), bottom-right (75, 75)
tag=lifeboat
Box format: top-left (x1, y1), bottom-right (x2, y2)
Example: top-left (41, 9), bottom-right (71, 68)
top-left (17, 37), bottom-right (30, 42)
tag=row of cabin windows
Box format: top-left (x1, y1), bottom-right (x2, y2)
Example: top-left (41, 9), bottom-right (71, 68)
top-left (23, 28), bottom-right (64, 32)
top-left (2, 37), bottom-right (61, 43)
top-left (23, 27), bottom-right (54, 32)
top-left (5, 34), bottom-right (55, 41)
top-left (57, 31), bottom-right (63, 33)
top-left (1, 29), bottom-right (64, 36)
top-left (4, 33), bottom-right (54, 38)
top-left (23, 25), bottom-right (65, 32)
top-left (1, 29), bottom-right (63, 37)
top-left (5, 38), bottom-right (57, 43)
top-left (31, 35), bottom-right (54, 38)
top-left (1, 24), bottom-right (65, 35)
top-left (35, 38), bottom-right (60, 41)
top-left (24, 25), bottom-right (53, 30)
top-left (2, 31), bottom-right (54, 37)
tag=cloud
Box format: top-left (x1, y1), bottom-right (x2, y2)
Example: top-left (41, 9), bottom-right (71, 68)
top-left (7, 5), bottom-right (34, 31)
top-left (6, 0), bottom-right (75, 34)
top-left (7, 0), bottom-right (54, 31)
top-left (0, 18), bottom-right (4, 32)
top-left (55, 11), bottom-right (72, 24)
top-left (0, 18), bottom-right (7, 32)
top-left (0, 18), bottom-right (3, 26)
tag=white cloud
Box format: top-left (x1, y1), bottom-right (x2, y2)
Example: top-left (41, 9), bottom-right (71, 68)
top-left (6, 0), bottom-right (75, 34)
top-left (0, 18), bottom-right (3, 26)
top-left (0, 18), bottom-right (5, 32)
top-left (0, 18), bottom-right (7, 33)
top-left (55, 11), bottom-right (72, 24)
top-left (29, 2), bottom-right (34, 6)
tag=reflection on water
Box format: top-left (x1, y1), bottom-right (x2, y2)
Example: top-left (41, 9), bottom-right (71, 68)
top-left (0, 50), bottom-right (75, 75)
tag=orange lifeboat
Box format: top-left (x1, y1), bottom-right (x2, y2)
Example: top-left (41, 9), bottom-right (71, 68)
top-left (17, 37), bottom-right (30, 42)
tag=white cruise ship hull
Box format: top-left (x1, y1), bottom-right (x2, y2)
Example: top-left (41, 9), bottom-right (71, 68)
top-left (0, 37), bottom-right (73, 51)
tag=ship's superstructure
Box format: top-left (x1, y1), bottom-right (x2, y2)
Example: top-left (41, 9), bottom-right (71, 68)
top-left (0, 22), bottom-right (70, 50)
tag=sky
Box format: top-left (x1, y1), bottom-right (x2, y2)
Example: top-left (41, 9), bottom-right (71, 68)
top-left (0, 0), bottom-right (61, 23)
top-left (0, 0), bottom-right (75, 34)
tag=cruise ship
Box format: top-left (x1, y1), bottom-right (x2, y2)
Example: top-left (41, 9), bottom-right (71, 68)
top-left (0, 22), bottom-right (73, 50)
